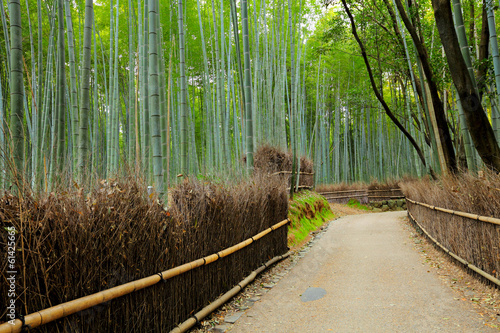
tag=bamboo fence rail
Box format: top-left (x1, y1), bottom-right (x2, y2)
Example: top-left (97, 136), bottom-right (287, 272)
top-left (318, 188), bottom-right (403, 204)
top-left (406, 198), bottom-right (500, 226)
top-left (170, 252), bottom-right (291, 333)
top-left (0, 219), bottom-right (291, 333)
top-left (407, 210), bottom-right (500, 287)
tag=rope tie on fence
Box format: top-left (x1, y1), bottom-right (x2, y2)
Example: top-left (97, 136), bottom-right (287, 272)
top-left (18, 314), bottom-right (28, 332)
top-left (191, 314), bottom-right (201, 326)
top-left (157, 272), bottom-right (166, 283)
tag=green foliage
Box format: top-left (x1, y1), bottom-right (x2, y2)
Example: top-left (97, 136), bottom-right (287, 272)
top-left (346, 198), bottom-right (370, 210)
top-left (287, 190), bottom-right (335, 247)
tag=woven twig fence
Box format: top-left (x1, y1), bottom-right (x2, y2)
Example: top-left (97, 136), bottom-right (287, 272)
top-left (318, 189), bottom-right (368, 204)
top-left (270, 171), bottom-right (314, 189)
top-left (0, 219), bottom-right (290, 333)
top-left (406, 198), bottom-right (500, 286)
top-left (318, 188), bottom-right (404, 204)
top-left (367, 188), bottom-right (404, 201)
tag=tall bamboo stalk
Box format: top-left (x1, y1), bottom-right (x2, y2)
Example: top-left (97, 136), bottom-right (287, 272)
top-left (242, 0), bottom-right (254, 171)
top-left (9, 0), bottom-right (24, 179)
top-left (78, 0), bottom-right (93, 179)
top-left (148, 0), bottom-right (163, 196)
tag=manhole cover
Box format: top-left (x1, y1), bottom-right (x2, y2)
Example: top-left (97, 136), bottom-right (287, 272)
top-left (300, 287), bottom-right (326, 302)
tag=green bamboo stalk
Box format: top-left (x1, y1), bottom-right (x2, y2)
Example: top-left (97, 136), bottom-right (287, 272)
top-left (1, 1), bottom-right (11, 76)
top-left (452, 0), bottom-right (478, 93)
top-left (128, 0), bottom-right (136, 162)
top-left (241, 0), bottom-right (254, 171)
top-left (110, 0), bottom-right (120, 173)
top-left (486, 0), bottom-right (500, 139)
top-left (78, 0), bottom-right (93, 179)
top-left (55, 0), bottom-right (66, 179)
top-left (65, 0), bottom-right (79, 169)
top-left (178, 0), bottom-right (188, 174)
top-left (148, 0), bottom-right (163, 196)
top-left (142, 0), bottom-right (150, 177)
top-left (456, 88), bottom-right (476, 171)
top-left (8, 0), bottom-right (24, 179)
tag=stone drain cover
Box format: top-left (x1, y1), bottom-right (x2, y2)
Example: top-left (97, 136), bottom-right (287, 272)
top-left (300, 287), bottom-right (326, 302)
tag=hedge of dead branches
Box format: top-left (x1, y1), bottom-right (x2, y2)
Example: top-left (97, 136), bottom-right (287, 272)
top-left (253, 144), bottom-right (314, 187)
top-left (0, 174), bottom-right (288, 332)
top-left (401, 171), bottom-right (500, 284)
top-left (315, 176), bottom-right (414, 193)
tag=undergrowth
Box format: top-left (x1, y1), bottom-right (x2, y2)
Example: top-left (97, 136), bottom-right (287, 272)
top-left (347, 199), bottom-right (370, 210)
top-left (287, 190), bottom-right (335, 248)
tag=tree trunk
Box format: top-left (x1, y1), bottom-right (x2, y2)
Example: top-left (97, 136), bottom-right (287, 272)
top-left (242, 0), bottom-right (254, 171)
top-left (340, 0), bottom-right (433, 177)
top-left (9, 0), bottom-right (24, 177)
top-left (149, 0), bottom-right (163, 196)
top-left (178, 0), bottom-right (188, 175)
top-left (432, 0), bottom-right (500, 171)
top-left (78, 0), bottom-right (93, 180)
top-left (394, 0), bottom-right (457, 174)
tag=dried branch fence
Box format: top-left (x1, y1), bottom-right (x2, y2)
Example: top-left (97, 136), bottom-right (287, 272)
top-left (0, 176), bottom-right (289, 332)
top-left (406, 198), bottom-right (500, 287)
top-left (0, 218), bottom-right (290, 333)
top-left (318, 188), bottom-right (404, 204)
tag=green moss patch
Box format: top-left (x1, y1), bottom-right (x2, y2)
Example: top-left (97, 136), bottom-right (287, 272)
top-left (346, 198), bottom-right (370, 210)
top-left (287, 190), bottom-right (335, 248)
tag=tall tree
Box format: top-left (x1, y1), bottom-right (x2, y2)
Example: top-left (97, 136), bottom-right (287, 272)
top-left (242, 0), bottom-right (254, 170)
top-left (9, 0), bottom-right (24, 177)
top-left (394, 0), bottom-right (457, 174)
top-left (149, 0), bottom-right (164, 195)
top-left (78, 0), bottom-right (94, 178)
top-left (178, 0), bottom-right (188, 175)
top-left (432, 0), bottom-right (500, 171)
top-left (340, 0), bottom-right (432, 176)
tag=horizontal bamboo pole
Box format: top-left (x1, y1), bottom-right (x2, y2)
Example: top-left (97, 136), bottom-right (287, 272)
top-left (286, 185), bottom-right (313, 191)
top-left (408, 211), bottom-right (500, 287)
top-left (170, 252), bottom-right (292, 333)
top-left (368, 195), bottom-right (405, 199)
top-left (323, 194), bottom-right (367, 200)
top-left (270, 171), bottom-right (314, 176)
top-left (406, 198), bottom-right (500, 226)
top-left (0, 218), bottom-right (291, 333)
top-left (368, 188), bottom-right (402, 193)
top-left (317, 189), bottom-right (367, 195)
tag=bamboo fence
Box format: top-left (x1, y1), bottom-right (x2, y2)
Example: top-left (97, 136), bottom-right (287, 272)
top-left (318, 188), bottom-right (404, 204)
top-left (0, 219), bottom-right (290, 333)
top-left (406, 198), bottom-right (500, 287)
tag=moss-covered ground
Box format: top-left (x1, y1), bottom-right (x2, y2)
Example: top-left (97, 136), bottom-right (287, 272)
top-left (346, 198), bottom-right (371, 211)
top-left (287, 190), bottom-right (335, 248)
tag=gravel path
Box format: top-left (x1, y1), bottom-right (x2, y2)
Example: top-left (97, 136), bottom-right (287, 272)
top-left (229, 211), bottom-right (496, 332)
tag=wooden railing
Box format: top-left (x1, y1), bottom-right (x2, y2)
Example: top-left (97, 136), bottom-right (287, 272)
top-left (318, 188), bottom-right (404, 204)
top-left (406, 198), bottom-right (500, 287)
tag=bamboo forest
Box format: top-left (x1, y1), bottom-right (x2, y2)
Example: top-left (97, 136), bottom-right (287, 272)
top-left (1, 0), bottom-right (500, 195)
top-left (3, 0), bottom-right (500, 332)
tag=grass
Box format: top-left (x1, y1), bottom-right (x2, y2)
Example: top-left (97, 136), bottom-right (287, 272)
top-left (287, 190), bottom-right (335, 248)
top-left (346, 198), bottom-right (370, 210)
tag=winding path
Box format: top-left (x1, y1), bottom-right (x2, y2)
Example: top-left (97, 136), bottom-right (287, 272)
top-left (229, 211), bottom-right (495, 332)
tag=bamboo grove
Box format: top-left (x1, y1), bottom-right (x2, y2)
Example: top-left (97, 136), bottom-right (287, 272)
top-left (1, 0), bottom-right (500, 198)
